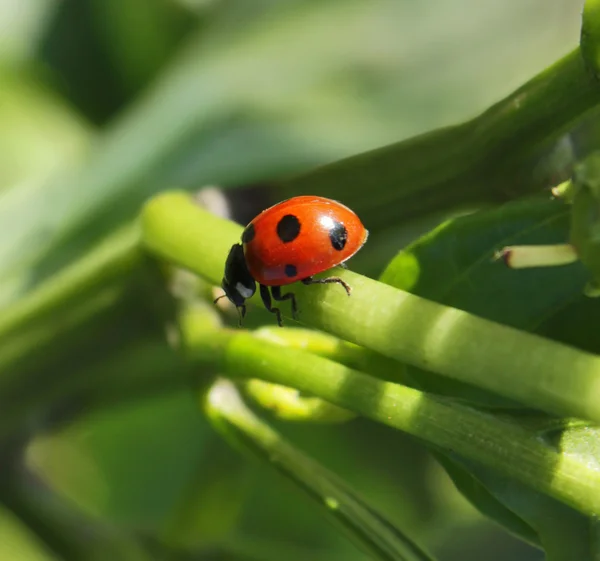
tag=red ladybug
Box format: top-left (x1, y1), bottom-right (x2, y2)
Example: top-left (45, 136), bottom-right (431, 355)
top-left (215, 195), bottom-right (368, 326)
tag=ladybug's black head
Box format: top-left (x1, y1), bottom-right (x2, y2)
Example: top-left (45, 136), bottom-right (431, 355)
top-left (215, 243), bottom-right (256, 325)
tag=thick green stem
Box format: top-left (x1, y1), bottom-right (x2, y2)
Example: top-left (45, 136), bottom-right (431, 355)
top-left (188, 318), bottom-right (600, 517)
top-left (252, 327), bottom-right (517, 407)
top-left (142, 192), bottom-right (600, 424)
top-left (279, 48), bottom-right (600, 227)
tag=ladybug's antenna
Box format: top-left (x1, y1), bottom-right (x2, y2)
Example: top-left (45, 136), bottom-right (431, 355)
top-left (214, 291), bottom-right (247, 326)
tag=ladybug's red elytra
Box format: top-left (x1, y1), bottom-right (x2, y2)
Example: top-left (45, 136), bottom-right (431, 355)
top-left (214, 195), bottom-right (368, 326)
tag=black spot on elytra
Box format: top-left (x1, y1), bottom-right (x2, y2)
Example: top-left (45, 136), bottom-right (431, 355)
top-left (242, 223), bottom-right (255, 244)
top-left (284, 264), bottom-right (298, 278)
top-left (329, 221), bottom-right (348, 251)
top-left (277, 214), bottom-right (301, 243)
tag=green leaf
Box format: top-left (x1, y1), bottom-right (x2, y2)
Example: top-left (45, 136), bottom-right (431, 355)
top-left (30, 391), bottom-right (217, 531)
top-left (380, 197), bottom-right (585, 331)
top-left (434, 454), bottom-right (539, 546)
top-left (0, 69), bottom-right (90, 194)
top-left (446, 454), bottom-right (600, 561)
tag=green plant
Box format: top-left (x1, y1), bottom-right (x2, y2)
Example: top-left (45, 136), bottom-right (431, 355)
top-left (3, 1), bottom-right (600, 560)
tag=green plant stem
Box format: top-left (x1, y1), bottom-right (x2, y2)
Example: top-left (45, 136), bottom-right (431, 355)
top-left (582, 0), bottom-right (600, 78)
top-left (280, 44), bottom-right (600, 227)
top-left (0, 226), bottom-right (141, 385)
top-left (185, 314), bottom-right (600, 517)
top-left (252, 327), bottom-right (517, 407)
top-left (0, 226), bottom-right (140, 338)
top-left (204, 378), bottom-right (435, 561)
top-left (242, 378), bottom-right (356, 422)
top-left (142, 192), bottom-right (600, 424)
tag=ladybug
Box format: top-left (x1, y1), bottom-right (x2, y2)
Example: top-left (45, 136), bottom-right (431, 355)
top-left (214, 195), bottom-right (368, 326)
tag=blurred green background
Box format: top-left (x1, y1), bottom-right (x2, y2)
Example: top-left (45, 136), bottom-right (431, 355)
top-left (0, 0), bottom-right (583, 559)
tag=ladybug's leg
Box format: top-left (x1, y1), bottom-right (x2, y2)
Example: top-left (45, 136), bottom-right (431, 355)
top-left (338, 262), bottom-right (348, 269)
top-left (302, 276), bottom-right (352, 296)
top-left (271, 286), bottom-right (298, 320)
top-left (259, 284), bottom-right (284, 327)
top-left (237, 304), bottom-right (246, 327)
